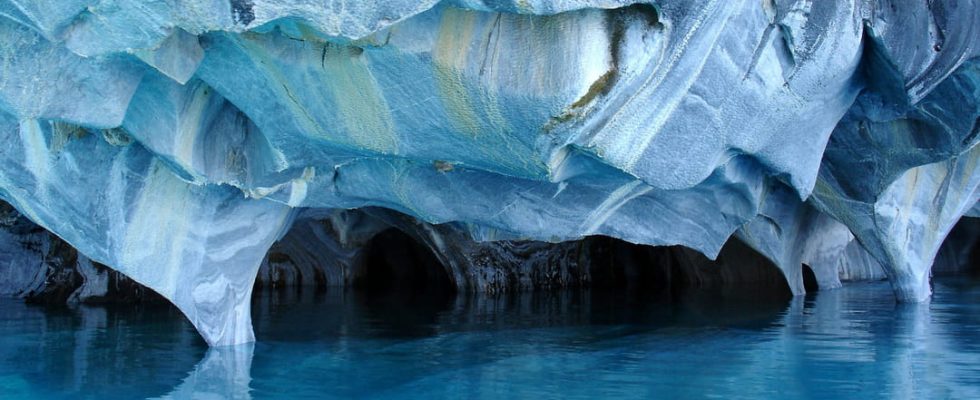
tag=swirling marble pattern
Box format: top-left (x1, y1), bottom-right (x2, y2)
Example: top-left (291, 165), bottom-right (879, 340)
top-left (0, 0), bottom-right (978, 345)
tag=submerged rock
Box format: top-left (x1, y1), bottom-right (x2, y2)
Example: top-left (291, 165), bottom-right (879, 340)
top-left (0, 1), bottom-right (978, 345)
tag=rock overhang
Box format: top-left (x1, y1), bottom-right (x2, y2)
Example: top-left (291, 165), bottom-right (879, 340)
top-left (0, 0), bottom-right (978, 345)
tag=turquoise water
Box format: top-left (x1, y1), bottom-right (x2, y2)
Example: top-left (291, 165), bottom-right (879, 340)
top-left (2, 278), bottom-right (980, 399)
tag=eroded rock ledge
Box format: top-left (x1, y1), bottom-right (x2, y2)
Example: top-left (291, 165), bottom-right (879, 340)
top-left (1, 0), bottom-right (979, 345)
top-left (6, 201), bottom-right (978, 301)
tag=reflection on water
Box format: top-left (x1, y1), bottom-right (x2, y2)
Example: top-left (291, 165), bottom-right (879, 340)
top-left (0, 302), bottom-right (204, 399)
top-left (2, 278), bottom-right (980, 399)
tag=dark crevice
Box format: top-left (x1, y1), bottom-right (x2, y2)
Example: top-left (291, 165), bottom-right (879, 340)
top-left (802, 264), bottom-right (819, 293)
top-left (4, 196), bottom-right (796, 308)
top-left (351, 228), bottom-right (454, 297)
top-left (970, 235), bottom-right (980, 277)
top-left (230, 0), bottom-right (255, 26)
top-left (933, 216), bottom-right (980, 277)
top-left (584, 235), bottom-right (794, 302)
top-left (252, 210), bottom-right (796, 303)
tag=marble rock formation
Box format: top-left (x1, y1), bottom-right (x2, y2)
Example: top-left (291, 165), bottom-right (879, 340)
top-left (0, 0), bottom-right (979, 345)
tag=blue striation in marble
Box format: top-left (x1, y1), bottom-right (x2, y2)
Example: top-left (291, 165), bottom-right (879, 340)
top-left (0, 0), bottom-right (978, 345)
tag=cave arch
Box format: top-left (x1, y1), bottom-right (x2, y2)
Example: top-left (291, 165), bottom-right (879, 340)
top-left (932, 217), bottom-right (980, 276)
top-left (585, 235), bottom-right (794, 300)
top-left (351, 228), bottom-right (455, 295)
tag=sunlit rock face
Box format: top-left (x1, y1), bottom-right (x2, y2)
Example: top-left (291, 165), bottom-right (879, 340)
top-left (0, 1), bottom-right (978, 345)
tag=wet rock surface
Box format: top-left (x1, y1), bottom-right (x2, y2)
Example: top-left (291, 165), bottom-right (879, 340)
top-left (0, 1), bottom-right (978, 345)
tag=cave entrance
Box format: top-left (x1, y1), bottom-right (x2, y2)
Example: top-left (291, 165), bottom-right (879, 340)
top-left (802, 264), bottom-right (819, 293)
top-left (352, 229), bottom-right (455, 296)
top-left (933, 217), bottom-right (980, 276)
top-left (586, 237), bottom-right (674, 299)
top-left (585, 236), bottom-right (798, 301)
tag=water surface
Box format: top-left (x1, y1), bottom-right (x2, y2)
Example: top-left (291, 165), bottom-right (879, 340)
top-left (2, 278), bottom-right (979, 399)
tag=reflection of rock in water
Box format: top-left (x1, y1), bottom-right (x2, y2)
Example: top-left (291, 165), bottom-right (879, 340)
top-left (4, 278), bottom-right (980, 398)
top-left (162, 277), bottom-right (980, 398)
top-left (249, 280), bottom-right (793, 344)
top-left (0, 299), bottom-right (204, 399)
top-left (3, 200), bottom-right (980, 349)
top-left (159, 345), bottom-right (254, 400)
